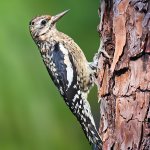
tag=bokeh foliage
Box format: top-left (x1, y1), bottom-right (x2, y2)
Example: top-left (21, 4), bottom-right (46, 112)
top-left (0, 0), bottom-right (99, 149)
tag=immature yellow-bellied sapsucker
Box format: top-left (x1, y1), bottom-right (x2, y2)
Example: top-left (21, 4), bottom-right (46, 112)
top-left (29, 10), bottom-right (102, 149)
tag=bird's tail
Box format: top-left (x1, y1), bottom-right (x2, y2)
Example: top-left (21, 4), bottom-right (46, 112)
top-left (80, 114), bottom-right (102, 150)
top-left (66, 89), bottom-right (103, 149)
top-left (92, 143), bottom-right (102, 150)
top-left (87, 122), bottom-right (102, 150)
top-left (77, 95), bottom-right (103, 150)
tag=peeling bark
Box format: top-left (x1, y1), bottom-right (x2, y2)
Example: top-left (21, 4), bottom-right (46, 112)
top-left (97, 0), bottom-right (150, 149)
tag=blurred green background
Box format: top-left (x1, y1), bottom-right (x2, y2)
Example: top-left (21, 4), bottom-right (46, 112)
top-left (0, 0), bottom-right (100, 150)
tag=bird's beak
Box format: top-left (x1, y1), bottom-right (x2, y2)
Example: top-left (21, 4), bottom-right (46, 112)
top-left (52, 9), bottom-right (70, 24)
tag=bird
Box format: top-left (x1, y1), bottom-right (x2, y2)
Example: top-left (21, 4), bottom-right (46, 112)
top-left (29, 10), bottom-right (102, 149)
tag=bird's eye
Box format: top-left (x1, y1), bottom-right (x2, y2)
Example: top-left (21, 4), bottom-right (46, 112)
top-left (41, 20), bottom-right (47, 26)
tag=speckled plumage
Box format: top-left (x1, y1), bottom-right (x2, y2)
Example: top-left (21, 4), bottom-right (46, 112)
top-left (29, 10), bottom-right (102, 149)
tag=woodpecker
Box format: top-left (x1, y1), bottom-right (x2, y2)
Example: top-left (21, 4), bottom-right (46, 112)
top-left (29, 10), bottom-right (102, 149)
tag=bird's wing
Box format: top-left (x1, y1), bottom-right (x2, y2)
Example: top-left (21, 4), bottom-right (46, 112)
top-left (46, 42), bottom-right (76, 96)
top-left (59, 33), bottom-right (92, 92)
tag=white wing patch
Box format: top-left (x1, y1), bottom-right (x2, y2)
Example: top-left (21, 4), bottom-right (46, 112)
top-left (59, 43), bottom-right (73, 89)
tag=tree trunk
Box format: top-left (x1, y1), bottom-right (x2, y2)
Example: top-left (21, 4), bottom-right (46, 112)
top-left (96, 0), bottom-right (150, 149)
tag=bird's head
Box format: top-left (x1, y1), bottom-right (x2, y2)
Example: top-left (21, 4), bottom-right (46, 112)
top-left (29, 10), bottom-right (69, 39)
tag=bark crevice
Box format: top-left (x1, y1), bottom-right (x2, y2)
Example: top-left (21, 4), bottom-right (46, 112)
top-left (95, 0), bottom-right (150, 149)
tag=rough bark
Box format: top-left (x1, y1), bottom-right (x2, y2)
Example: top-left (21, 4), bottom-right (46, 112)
top-left (96, 0), bottom-right (150, 149)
